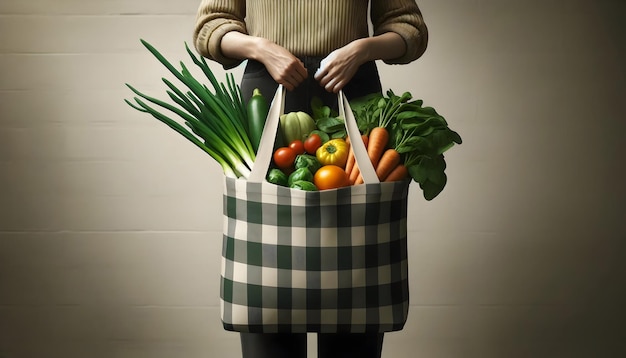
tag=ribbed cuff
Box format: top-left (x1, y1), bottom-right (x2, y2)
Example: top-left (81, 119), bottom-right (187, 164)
top-left (375, 23), bottom-right (428, 65)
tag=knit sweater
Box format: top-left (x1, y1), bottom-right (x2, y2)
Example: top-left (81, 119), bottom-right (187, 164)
top-left (194, 0), bottom-right (428, 69)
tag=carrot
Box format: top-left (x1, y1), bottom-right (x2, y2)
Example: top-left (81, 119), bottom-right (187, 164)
top-left (344, 137), bottom-right (354, 174)
top-left (349, 164), bottom-right (360, 185)
top-left (384, 164), bottom-right (409, 182)
top-left (348, 135), bottom-right (368, 185)
top-left (361, 134), bottom-right (369, 150)
top-left (355, 173), bottom-right (364, 185)
top-left (351, 126), bottom-right (387, 185)
top-left (346, 134), bottom-right (367, 176)
top-left (367, 127), bottom-right (389, 169)
top-left (375, 148), bottom-right (401, 181)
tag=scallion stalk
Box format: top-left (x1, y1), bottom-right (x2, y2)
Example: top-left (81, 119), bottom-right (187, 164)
top-left (125, 40), bottom-right (256, 178)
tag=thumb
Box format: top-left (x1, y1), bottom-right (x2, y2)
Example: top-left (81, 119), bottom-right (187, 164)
top-left (314, 51), bottom-right (338, 80)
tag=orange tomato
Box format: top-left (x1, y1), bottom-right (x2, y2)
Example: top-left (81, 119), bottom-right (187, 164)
top-left (313, 165), bottom-right (349, 190)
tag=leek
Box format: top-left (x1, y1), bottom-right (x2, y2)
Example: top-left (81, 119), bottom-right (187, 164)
top-left (125, 39), bottom-right (255, 178)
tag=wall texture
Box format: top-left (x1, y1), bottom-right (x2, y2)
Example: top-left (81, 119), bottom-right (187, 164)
top-left (1, 0), bottom-right (625, 357)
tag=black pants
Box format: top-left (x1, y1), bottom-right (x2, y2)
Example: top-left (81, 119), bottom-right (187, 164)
top-left (238, 57), bottom-right (385, 358)
top-left (240, 332), bottom-right (384, 358)
top-left (240, 56), bottom-right (383, 114)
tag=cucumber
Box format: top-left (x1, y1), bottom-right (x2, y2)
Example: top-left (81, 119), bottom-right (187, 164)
top-left (247, 88), bottom-right (269, 153)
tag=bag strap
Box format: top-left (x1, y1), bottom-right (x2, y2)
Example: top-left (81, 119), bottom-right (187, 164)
top-left (248, 85), bottom-right (378, 184)
top-left (338, 90), bottom-right (378, 184)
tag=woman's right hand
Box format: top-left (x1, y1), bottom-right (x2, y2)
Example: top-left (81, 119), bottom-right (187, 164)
top-left (220, 32), bottom-right (307, 91)
top-left (255, 39), bottom-right (308, 91)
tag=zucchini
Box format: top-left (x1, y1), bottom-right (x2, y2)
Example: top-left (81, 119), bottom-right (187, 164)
top-left (247, 88), bottom-right (269, 153)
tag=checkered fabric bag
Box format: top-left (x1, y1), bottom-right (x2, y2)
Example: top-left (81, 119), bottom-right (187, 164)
top-left (220, 87), bottom-right (411, 333)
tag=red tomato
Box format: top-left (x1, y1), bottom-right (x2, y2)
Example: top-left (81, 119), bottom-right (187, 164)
top-left (273, 147), bottom-right (297, 169)
top-left (304, 133), bottom-right (323, 155)
top-left (289, 140), bottom-right (305, 155)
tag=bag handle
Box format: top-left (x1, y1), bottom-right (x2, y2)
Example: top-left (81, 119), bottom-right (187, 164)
top-left (248, 85), bottom-right (379, 184)
top-left (338, 90), bottom-right (379, 184)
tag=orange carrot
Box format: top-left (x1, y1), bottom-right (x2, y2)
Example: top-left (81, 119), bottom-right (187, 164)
top-left (348, 135), bottom-right (368, 185)
top-left (375, 148), bottom-right (401, 181)
top-left (346, 134), bottom-right (367, 176)
top-left (355, 173), bottom-right (364, 185)
top-left (344, 137), bottom-right (355, 175)
top-left (384, 164), bottom-right (409, 182)
top-left (361, 135), bottom-right (369, 150)
top-left (367, 127), bottom-right (389, 169)
top-left (349, 164), bottom-right (360, 185)
top-left (345, 155), bottom-right (355, 176)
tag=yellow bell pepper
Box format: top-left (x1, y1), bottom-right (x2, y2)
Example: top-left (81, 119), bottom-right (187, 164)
top-left (316, 138), bottom-right (349, 168)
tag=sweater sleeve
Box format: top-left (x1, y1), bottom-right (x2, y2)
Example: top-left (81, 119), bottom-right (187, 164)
top-left (193, 0), bottom-right (247, 69)
top-left (371, 0), bottom-right (429, 64)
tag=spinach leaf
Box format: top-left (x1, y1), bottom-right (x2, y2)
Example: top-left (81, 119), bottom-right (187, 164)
top-left (316, 116), bottom-right (345, 133)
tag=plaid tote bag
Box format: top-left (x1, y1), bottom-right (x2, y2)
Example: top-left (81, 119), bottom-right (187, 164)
top-left (220, 87), bottom-right (411, 333)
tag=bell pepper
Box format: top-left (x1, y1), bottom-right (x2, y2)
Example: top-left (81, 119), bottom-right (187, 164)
top-left (279, 111), bottom-right (316, 144)
top-left (316, 138), bottom-right (349, 168)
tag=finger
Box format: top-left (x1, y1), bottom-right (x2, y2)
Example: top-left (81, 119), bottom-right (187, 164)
top-left (314, 66), bottom-right (328, 81)
top-left (288, 72), bottom-right (306, 87)
top-left (332, 80), bottom-right (346, 93)
top-left (316, 74), bottom-right (329, 89)
top-left (329, 74), bottom-right (349, 93)
top-left (285, 73), bottom-right (305, 91)
top-left (317, 68), bottom-right (336, 88)
top-left (279, 77), bottom-right (296, 91)
top-left (292, 70), bottom-right (307, 84)
top-left (295, 62), bottom-right (308, 80)
top-left (282, 82), bottom-right (295, 91)
top-left (285, 59), bottom-right (307, 82)
top-left (324, 76), bottom-right (339, 92)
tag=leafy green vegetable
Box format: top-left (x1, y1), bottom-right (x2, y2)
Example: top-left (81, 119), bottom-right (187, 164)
top-left (310, 97), bottom-right (332, 119)
top-left (266, 168), bottom-right (288, 186)
top-left (310, 97), bottom-right (346, 140)
top-left (350, 90), bottom-right (462, 200)
top-left (294, 154), bottom-right (322, 174)
top-left (288, 168), bottom-right (314, 187)
top-left (290, 180), bottom-right (318, 191)
top-left (315, 116), bottom-right (344, 134)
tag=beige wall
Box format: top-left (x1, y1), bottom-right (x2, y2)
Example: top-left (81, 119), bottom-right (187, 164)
top-left (1, 0), bottom-right (625, 357)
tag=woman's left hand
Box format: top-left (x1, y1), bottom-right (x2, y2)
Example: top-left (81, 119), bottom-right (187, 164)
top-left (314, 33), bottom-right (407, 93)
top-left (314, 41), bottom-right (367, 93)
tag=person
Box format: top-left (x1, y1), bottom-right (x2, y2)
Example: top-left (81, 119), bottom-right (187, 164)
top-left (193, 1), bottom-right (428, 357)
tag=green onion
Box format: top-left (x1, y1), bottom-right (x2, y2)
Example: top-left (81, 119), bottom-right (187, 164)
top-left (124, 40), bottom-right (255, 178)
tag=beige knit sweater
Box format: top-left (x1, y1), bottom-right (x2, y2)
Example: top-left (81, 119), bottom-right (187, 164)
top-left (194, 0), bottom-right (428, 69)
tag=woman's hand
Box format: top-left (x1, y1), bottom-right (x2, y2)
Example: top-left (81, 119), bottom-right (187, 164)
top-left (315, 33), bottom-right (407, 93)
top-left (314, 42), bottom-right (365, 93)
top-left (221, 33), bottom-right (307, 91)
top-left (256, 40), bottom-right (308, 91)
